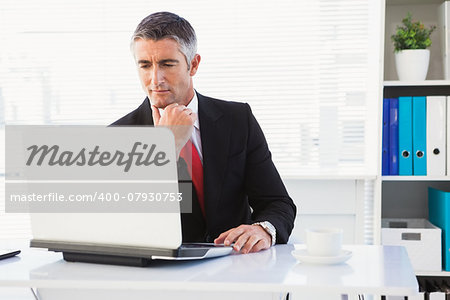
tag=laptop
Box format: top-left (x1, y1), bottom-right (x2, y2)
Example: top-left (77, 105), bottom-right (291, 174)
top-left (7, 126), bottom-right (233, 266)
top-left (30, 213), bottom-right (233, 266)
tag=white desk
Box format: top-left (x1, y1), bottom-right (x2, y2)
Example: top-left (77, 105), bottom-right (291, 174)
top-left (0, 242), bottom-right (418, 300)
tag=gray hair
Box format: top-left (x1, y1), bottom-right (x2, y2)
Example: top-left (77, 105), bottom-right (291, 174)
top-left (131, 12), bottom-right (197, 68)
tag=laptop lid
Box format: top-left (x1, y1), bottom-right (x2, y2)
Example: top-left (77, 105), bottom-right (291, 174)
top-left (7, 126), bottom-right (199, 257)
top-left (7, 125), bottom-right (232, 263)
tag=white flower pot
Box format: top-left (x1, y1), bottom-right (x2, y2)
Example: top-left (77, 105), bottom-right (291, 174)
top-left (394, 49), bottom-right (430, 81)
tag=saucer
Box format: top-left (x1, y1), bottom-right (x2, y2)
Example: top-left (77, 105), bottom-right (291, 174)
top-left (291, 249), bottom-right (352, 265)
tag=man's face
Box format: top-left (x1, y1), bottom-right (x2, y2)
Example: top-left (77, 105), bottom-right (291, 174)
top-left (133, 38), bottom-right (200, 108)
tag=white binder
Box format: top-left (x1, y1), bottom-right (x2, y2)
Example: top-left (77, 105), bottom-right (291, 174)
top-left (426, 96), bottom-right (446, 176)
top-left (448, 96), bottom-right (450, 176)
top-left (429, 291), bottom-right (446, 300)
top-left (406, 292), bottom-right (424, 300)
top-left (439, 1), bottom-right (450, 79)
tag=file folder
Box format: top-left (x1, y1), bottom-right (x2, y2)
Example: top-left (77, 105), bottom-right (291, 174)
top-left (428, 187), bottom-right (450, 271)
top-left (406, 292), bottom-right (424, 300)
top-left (398, 97), bottom-right (413, 175)
top-left (428, 291), bottom-right (446, 299)
top-left (389, 98), bottom-right (399, 175)
top-left (426, 96), bottom-right (446, 176)
top-left (382, 98), bottom-right (390, 175)
top-left (412, 96), bottom-right (427, 175)
top-left (410, 292), bottom-right (425, 300)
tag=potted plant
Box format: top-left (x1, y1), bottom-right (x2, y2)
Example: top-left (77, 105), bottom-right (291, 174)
top-left (391, 12), bottom-right (436, 81)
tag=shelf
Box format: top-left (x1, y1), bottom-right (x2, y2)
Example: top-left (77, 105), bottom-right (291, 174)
top-left (383, 82), bottom-right (450, 97)
top-left (387, 0), bottom-right (444, 5)
top-left (384, 80), bottom-right (450, 87)
top-left (382, 176), bottom-right (450, 181)
top-left (281, 175), bottom-right (377, 180)
top-left (416, 270), bottom-right (450, 277)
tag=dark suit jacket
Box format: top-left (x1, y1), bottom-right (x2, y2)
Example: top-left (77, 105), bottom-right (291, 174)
top-left (111, 92), bottom-right (296, 244)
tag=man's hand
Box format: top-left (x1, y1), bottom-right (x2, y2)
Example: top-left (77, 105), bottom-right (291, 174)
top-left (214, 224), bottom-right (272, 254)
top-left (151, 103), bottom-right (196, 159)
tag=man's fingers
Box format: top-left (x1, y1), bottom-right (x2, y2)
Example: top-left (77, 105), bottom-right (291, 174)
top-left (190, 112), bottom-right (197, 123)
top-left (214, 226), bottom-right (245, 246)
top-left (233, 232), bottom-right (252, 252)
top-left (151, 103), bottom-right (195, 157)
top-left (240, 235), bottom-right (261, 254)
top-left (156, 104), bottom-right (195, 126)
top-left (214, 224), bottom-right (272, 254)
top-left (214, 229), bottom-right (233, 244)
top-left (249, 239), bottom-right (269, 253)
top-left (223, 226), bottom-right (246, 246)
top-left (151, 105), bottom-right (161, 125)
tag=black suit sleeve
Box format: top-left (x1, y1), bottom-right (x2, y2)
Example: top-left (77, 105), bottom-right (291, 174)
top-left (243, 104), bottom-right (297, 244)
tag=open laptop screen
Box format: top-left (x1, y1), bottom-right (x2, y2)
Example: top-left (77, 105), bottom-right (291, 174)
top-left (6, 126), bottom-right (193, 256)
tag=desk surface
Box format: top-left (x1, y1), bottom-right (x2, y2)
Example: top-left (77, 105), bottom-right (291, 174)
top-left (0, 241), bottom-right (418, 296)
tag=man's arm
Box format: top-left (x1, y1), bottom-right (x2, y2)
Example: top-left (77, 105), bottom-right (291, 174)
top-left (214, 103), bottom-right (297, 253)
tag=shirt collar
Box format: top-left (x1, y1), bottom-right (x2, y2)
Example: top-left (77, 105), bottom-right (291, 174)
top-left (187, 92), bottom-right (200, 130)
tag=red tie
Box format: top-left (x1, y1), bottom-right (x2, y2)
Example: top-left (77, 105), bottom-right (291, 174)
top-left (180, 140), bottom-right (205, 217)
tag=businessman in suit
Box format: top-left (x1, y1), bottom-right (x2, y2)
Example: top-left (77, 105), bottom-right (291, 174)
top-left (112, 12), bottom-right (296, 254)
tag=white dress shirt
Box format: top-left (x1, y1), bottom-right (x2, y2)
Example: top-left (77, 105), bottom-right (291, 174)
top-left (185, 92), bottom-right (203, 163)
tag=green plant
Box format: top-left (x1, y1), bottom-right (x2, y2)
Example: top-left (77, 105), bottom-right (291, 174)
top-left (391, 12), bottom-right (436, 53)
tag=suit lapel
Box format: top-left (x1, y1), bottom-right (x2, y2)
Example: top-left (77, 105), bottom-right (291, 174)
top-left (197, 93), bottom-right (231, 229)
top-left (138, 97), bottom-right (154, 125)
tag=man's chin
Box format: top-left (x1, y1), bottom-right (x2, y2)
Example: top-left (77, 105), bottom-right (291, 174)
top-left (148, 96), bottom-right (175, 109)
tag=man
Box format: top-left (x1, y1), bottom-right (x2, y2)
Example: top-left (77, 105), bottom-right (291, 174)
top-left (112, 11), bottom-right (296, 254)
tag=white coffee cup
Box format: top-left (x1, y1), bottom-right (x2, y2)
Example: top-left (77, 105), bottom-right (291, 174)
top-left (306, 228), bottom-right (343, 257)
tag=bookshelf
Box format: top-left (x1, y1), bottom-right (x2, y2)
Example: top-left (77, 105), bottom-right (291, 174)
top-left (382, 0), bottom-right (450, 279)
top-left (416, 270), bottom-right (450, 277)
top-left (384, 80), bottom-right (450, 86)
top-left (381, 83), bottom-right (450, 278)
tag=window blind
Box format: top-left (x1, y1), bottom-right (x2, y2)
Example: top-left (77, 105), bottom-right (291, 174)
top-left (0, 0), bottom-right (382, 239)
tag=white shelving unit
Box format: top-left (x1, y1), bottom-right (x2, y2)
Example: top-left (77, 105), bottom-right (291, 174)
top-left (382, 176), bottom-right (450, 181)
top-left (384, 80), bottom-right (450, 86)
top-left (380, 78), bottom-right (450, 277)
top-left (381, 0), bottom-right (450, 278)
top-left (416, 270), bottom-right (450, 277)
